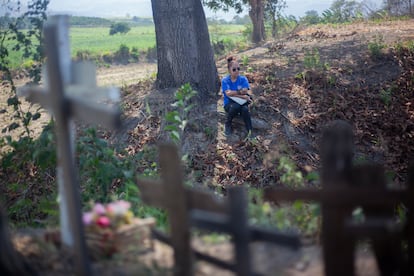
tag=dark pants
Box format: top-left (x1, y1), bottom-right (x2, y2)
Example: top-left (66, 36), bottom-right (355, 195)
top-left (224, 101), bottom-right (252, 132)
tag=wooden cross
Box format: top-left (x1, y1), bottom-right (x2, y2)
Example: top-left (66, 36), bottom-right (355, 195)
top-left (137, 144), bottom-right (300, 276)
top-left (264, 120), bottom-right (414, 276)
top-left (18, 15), bottom-right (121, 276)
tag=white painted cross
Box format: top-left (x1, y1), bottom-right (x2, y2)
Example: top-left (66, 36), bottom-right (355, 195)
top-left (18, 15), bottom-right (121, 275)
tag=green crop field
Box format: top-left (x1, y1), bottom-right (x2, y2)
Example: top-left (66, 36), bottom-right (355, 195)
top-left (70, 24), bottom-right (246, 54)
top-left (70, 26), bottom-right (156, 55)
top-left (5, 24), bottom-right (247, 69)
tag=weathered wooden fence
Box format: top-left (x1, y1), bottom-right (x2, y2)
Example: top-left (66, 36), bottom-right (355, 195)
top-left (138, 120), bottom-right (414, 276)
top-left (264, 120), bottom-right (414, 276)
top-left (137, 144), bottom-right (301, 276)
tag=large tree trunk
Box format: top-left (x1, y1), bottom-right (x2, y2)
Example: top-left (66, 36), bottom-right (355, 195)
top-left (249, 0), bottom-right (265, 43)
top-left (151, 0), bottom-right (220, 98)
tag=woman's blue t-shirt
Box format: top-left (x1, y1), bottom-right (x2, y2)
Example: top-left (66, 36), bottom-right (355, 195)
top-left (221, 75), bottom-right (250, 106)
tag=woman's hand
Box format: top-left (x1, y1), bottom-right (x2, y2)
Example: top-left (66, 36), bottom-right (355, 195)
top-left (243, 94), bottom-right (253, 103)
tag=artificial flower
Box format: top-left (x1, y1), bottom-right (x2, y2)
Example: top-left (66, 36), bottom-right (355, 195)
top-left (96, 216), bottom-right (111, 227)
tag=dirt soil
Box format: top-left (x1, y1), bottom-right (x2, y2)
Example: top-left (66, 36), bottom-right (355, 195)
top-left (4, 19), bottom-right (414, 275)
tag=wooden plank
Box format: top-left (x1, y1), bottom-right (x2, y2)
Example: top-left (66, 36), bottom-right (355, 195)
top-left (264, 188), bottom-right (407, 206)
top-left (320, 120), bottom-right (355, 276)
top-left (190, 210), bottom-right (231, 232)
top-left (193, 251), bottom-right (236, 272)
top-left (136, 179), bottom-right (165, 209)
top-left (68, 95), bottom-right (121, 129)
top-left (345, 218), bottom-right (403, 238)
top-left (45, 15), bottom-right (74, 249)
top-left (43, 20), bottom-right (91, 276)
top-left (322, 207), bottom-right (355, 276)
top-left (187, 189), bottom-right (227, 214)
top-left (228, 187), bottom-right (252, 276)
top-left (406, 164), bottom-right (414, 275)
top-left (159, 144), bottom-right (193, 276)
top-left (250, 226), bottom-right (300, 249)
top-left (138, 179), bottom-right (228, 214)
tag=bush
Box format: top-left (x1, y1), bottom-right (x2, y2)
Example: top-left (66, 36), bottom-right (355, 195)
top-left (130, 47), bottom-right (140, 61)
top-left (114, 44), bottom-right (130, 64)
top-left (109, 22), bottom-right (131, 35)
top-left (1, 124), bottom-right (58, 227)
top-left (368, 35), bottom-right (385, 60)
top-left (76, 50), bottom-right (92, 61)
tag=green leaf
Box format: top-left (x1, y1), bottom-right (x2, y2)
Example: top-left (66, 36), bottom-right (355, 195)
top-left (165, 125), bottom-right (178, 131)
top-left (32, 112), bottom-right (41, 120)
top-left (170, 130), bottom-right (180, 141)
top-left (293, 200), bottom-right (303, 210)
top-left (7, 96), bottom-right (19, 106)
top-left (8, 122), bottom-right (19, 131)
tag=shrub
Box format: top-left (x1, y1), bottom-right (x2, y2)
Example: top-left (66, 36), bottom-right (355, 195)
top-left (130, 46), bottom-right (140, 61)
top-left (109, 22), bottom-right (131, 35)
top-left (114, 44), bottom-right (130, 64)
top-left (76, 50), bottom-right (92, 61)
top-left (368, 35), bottom-right (385, 60)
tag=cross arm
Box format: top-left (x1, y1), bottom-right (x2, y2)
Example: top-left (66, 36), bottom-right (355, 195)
top-left (18, 85), bottom-right (121, 130)
top-left (17, 86), bottom-right (52, 110)
top-left (67, 93), bottom-right (121, 129)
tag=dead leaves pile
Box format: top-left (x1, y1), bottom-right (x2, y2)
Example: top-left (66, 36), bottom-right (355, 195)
top-left (253, 47), bottom-right (414, 184)
top-left (189, 139), bottom-right (279, 188)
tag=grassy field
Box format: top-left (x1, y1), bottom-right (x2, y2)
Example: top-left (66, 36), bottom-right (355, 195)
top-left (5, 24), bottom-right (247, 69)
top-left (70, 26), bottom-right (157, 55)
top-left (71, 24), bottom-right (246, 54)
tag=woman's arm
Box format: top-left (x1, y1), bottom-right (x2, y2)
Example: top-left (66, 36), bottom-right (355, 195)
top-left (225, 89), bottom-right (252, 102)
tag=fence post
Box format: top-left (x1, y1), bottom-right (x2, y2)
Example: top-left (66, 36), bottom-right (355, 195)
top-left (159, 144), bottom-right (193, 276)
top-left (320, 120), bottom-right (355, 276)
top-left (228, 187), bottom-right (252, 276)
top-left (406, 162), bottom-right (414, 275)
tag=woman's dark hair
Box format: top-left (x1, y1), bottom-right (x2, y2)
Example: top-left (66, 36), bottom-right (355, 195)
top-left (227, 55), bottom-right (237, 71)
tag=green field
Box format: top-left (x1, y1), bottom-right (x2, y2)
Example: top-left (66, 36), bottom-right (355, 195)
top-left (70, 24), bottom-right (246, 54)
top-left (5, 24), bottom-right (247, 69)
top-left (69, 26), bottom-right (157, 55)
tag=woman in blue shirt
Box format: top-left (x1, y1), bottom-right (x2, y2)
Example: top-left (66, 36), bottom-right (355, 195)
top-left (221, 56), bottom-right (253, 137)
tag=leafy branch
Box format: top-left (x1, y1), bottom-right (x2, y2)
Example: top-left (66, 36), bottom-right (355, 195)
top-left (165, 83), bottom-right (197, 144)
top-left (1, 0), bottom-right (48, 138)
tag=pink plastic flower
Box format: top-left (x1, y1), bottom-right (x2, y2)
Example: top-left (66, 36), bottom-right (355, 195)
top-left (107, 200), bottom-right (131, 216)
top-left (93, 203), bottom-right (106, 215)
top-left (96, 216), bottom-right (111, 228)
top-left (82, 212), bottom-right (94, 225)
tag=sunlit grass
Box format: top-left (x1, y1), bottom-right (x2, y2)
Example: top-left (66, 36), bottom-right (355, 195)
top-left (5, 24), bottom-right (246, 69)
top-left (70, 26), bottom-right (156, 55)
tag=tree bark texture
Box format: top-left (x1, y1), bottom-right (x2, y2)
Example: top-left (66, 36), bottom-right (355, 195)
top-left (151, 0), bottom-right (220, 98)
top-left (249, 0), bottom-right (265, 43)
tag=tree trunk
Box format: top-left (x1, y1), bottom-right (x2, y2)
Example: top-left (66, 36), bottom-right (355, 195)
top-left (249, 0), bottom-right (265, 43)
top-left (271, 10), bottom-right (277, 38)
top-left (151, 0), bottom-right (220, 98)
